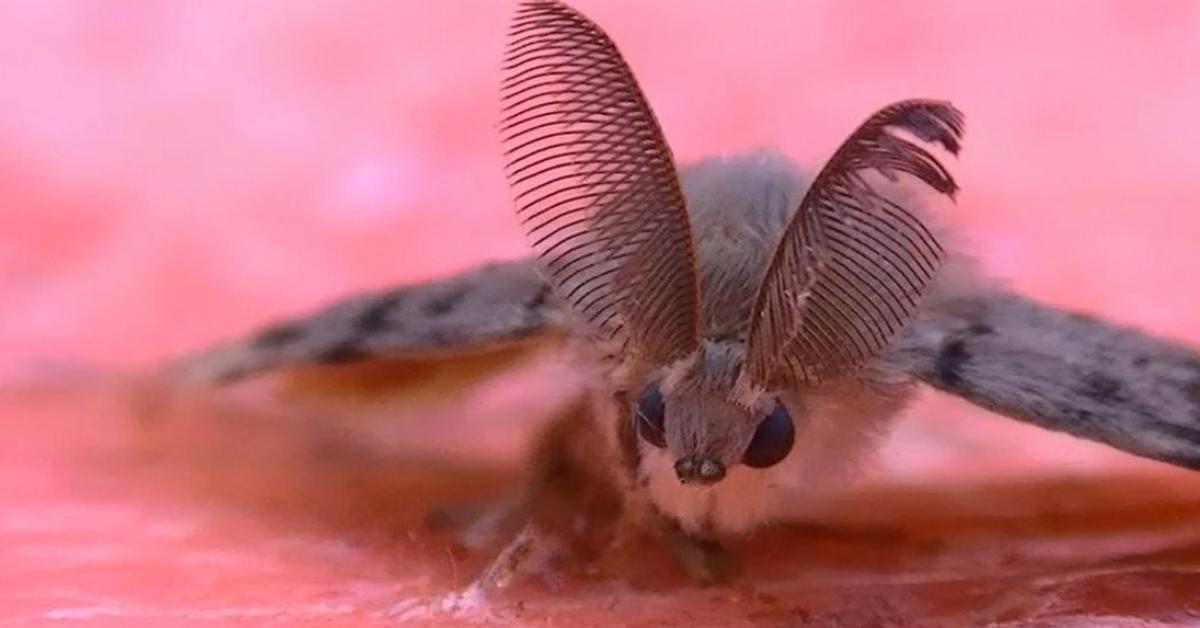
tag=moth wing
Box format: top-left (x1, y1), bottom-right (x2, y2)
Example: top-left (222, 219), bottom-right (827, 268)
top-left (906, 282), bottom-right (1200, 471)
top-left (169, 259), bottom-right (565, 391)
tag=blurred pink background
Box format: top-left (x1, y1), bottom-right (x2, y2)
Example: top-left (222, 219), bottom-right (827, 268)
top-left (5, 1), bottom-right (1199, 369)
top-left (4, 1), bottom-right (1200, 624)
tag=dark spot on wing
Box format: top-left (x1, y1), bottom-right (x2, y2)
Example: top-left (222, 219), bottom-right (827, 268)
top-left (1180, 358), bottom-right (1200, 401)
top-left (1133, 356), bottom-right (1150, 368)
top-left (935, 339), bottom-right (970, 388)
top-left (967, 322), bottom-right (993, 336)
top-left (254, 322), bottom-right (304, 348)
top-left (1080, 372), bottom-right (1129, 405)
top-left (315, 341), bottom-right (367, 364)
top-left (1156, 420), bottom-right (1200, 449)
top-left (422, 285), bottom-right (468, 317)
top-left (212, 366), bottom-right (250, 384)
top-left (1072, 408), bottom-right (1095, 424)
top-left (1185, 375), bottom-right (1200, 407)
top-left (1051, 400), bottom-right (1098, 429)
top-left (355, 291), bottom-right (404, 334)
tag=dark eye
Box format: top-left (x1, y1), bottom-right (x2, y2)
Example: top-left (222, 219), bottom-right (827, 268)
top-left (634, 382), bottom-right (666, 448)
top-left (742, 402), bottom-right (794, 469)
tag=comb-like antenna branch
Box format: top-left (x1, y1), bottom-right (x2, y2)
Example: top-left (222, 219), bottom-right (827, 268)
top-left (746, 100), bottom-right (964, 388)
top-left (500, 0), bottom-right (700, 365)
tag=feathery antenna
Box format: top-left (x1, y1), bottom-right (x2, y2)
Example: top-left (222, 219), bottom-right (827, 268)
top-left (746, 100), bottom-right (964, 387)
top-left (500, 0), bottom-right (700, 365)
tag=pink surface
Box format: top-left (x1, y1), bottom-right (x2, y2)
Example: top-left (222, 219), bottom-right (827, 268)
top-left (4, 1), bottom-right (1200, 625)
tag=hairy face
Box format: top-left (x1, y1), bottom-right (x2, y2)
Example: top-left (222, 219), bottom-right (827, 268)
top-left (631, 343), bottom-right (797, 486)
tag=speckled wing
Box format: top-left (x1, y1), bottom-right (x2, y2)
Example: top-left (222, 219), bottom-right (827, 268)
top-left (171, 260), bottom-right (561, 385)
top-left (746, 100), bottom-right (963, 388)
top-left (903, 285), bottom-right (1200, 472)
top-left (500, 0), bottom-right (700, 366)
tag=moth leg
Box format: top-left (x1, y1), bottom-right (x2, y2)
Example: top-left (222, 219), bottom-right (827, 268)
top-left (587, 499), bottom-right (642, 572)
top-left (593, 507), bottom-right (740, 586)
top-left (659, 521), bottom-right (740, 586)
top-left (467, 522), bottom-right (559, 593)
top-left (433, 397), bottom-right (621, 591)
top-left (659, 523), bottom-right (788, 610)
top-left (583, 498), bottom-right (740, 587)
top-left (587, 460), bottom-right (738, 585)
top-left (426, 491), bottom-right (527, 553)
top-left (393, 523), bottom-right (560, 617)
top-left (589, 395), bottom-right (742, 586)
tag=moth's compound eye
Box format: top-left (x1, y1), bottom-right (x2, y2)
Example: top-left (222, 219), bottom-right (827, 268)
top-left (742, 402), bottom-right (795, 468)
top-left (634, 382), bottom-right (667, 449)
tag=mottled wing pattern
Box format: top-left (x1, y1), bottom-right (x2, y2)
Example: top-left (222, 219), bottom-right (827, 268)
top-left (501, 0), bottom-right (700, 365)
top-left (172, 260), bottom-right (559, 384)
top-left (746, 101), bottom-right (963, 388)
top-left (904, 286), bottom-right (1200, 470)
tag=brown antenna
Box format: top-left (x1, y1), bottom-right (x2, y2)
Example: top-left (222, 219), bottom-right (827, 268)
top-left (500, 0), bottom-right (700, 365)
top-left (746, 100), bottom-right (963, 387)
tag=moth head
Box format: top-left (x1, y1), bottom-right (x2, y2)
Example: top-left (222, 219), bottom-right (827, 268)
top-left (631, 343), bottom-right (796, 486)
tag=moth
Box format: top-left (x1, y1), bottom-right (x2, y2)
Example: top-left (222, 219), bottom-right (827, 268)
top-left (169, 0), bottom-right (1200, 589)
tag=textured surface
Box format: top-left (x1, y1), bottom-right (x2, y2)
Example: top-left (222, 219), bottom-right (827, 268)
top-left (4, 1), bottom-right (1200, 625)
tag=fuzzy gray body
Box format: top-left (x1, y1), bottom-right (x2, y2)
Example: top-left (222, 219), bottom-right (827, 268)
top-left (682, 151), bottom-right (802, 342)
